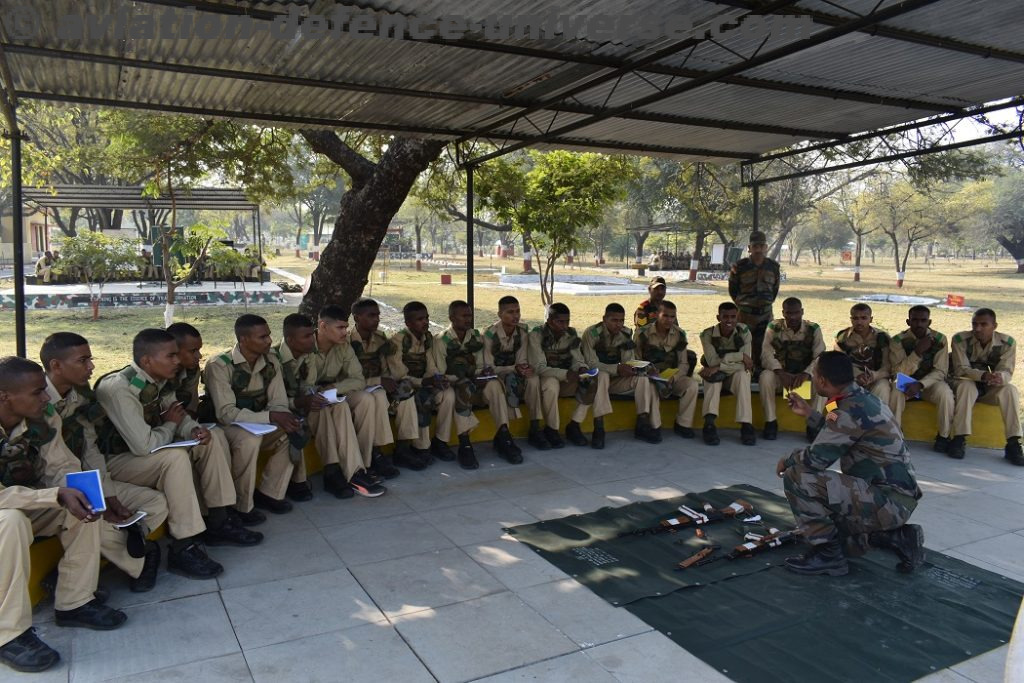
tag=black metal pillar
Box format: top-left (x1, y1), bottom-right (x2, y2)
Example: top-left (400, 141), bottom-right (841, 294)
top-left (9, 121), bottom-right (26, 357)
top-left (752, 182), bottom-right (760, 232)
top-left (466, 164), bottom-right (474, 312)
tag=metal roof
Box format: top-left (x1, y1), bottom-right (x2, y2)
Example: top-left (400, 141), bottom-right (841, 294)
top-left (0, 0), bottom-right (1022, 161)
top-left (23, 185), bottom-right (257, 211)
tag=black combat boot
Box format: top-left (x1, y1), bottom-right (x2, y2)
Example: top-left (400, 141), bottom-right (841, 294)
top-left (493, 425), bottom-right (523, 464)
top-left (932, 435), bottom-right (951, 454)
top-left (457, 433), bottom-right (479, 469)
top-left (371, 448), bottom-right (401, 479)
top-left (784, 539), bottom-right (849, 576)
top-left (565, 420), bottom-right (588, 447)
top-left (527, 420), bottom-right (551, 451)
top-left (673, 423), bottom-right (695, 439)
top-left (702, 414), bottom-right (720, 446)
top-left (543, 426), bottom-right (566, 448)
top-left (591, 418), bottom-right (606, 450)
top-left (323, 463), bottom-right (355, 499)
top-left (762, 420), bottom-right (778, 440)
top-left (740, 422), bottom-right (756, 446)
top-left (431, 437), bottom-right (457, 462)
top-left (1005, 437), bottom-right (1024, 466)
top-left (634, 414), bottom-right (661, 444)
top-left (869, 524), bottom-right (925, 573)
top-left (0, 628), bottom-right (60, 673)
top-left (947, 435), bottom-right (967, 460)
top-left (394, 443), bottom-right (430, 471)
top-left (286, 481), bottom-right (313, 502)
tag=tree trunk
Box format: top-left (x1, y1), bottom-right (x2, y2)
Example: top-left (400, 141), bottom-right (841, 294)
top-left (690, 229), bottom-right (707, 281)
top-left (634, 231), bottom-right (650, 263)
top-left (414, 218), bottom-right (423, 255)
top-left (299, 137), bottom-right (445, 316)
top-left (888, 233), bottom-right (904, 288)
top-left (995, 235), bottom-right (1024, 273)
top-left (854, 232), bottom-right (863, 282)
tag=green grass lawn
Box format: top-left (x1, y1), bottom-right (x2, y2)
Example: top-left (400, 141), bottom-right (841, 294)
top-left (3, 255), bottom-right (1022, 393)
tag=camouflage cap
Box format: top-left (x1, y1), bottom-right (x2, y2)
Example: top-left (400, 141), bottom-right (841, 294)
top-left (749, 230), bottom-right (768, 245)
top-left (649, 276), bottom-right (667, 289)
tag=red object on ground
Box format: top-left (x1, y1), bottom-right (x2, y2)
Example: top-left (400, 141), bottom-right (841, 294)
top-left (441, 273), bottom-right (452, 285)
top-left (947, 294), bottom-right (965, 307)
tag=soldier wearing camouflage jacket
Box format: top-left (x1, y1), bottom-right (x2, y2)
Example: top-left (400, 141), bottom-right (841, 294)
top-left (633, 300), bottom-right (698, 435)
top-left (698, 302), bottom-right (754, 445)
top-left (834, 303), bottom-right (892, 403)
top-left (758, 298), bottom-right (826, 433)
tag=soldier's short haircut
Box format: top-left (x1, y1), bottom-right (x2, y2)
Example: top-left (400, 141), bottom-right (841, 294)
top-left (352, 298), bottom-right (378, 315)
top-left (907, 305), bottom-right (930, 317)
top-left (283, 313), bottom-right (314, 337)
top-left (547, 302), bottom-right (570, 318)
top-left (658, 300), bottom-right (676, 311)
top-left (403, 301), bottom-right (428, 318)
top-left (448, 300), bottom-right (471, 316)
top-left (718, 301), bottom-right (739, 313)
top-left (782, 297), bottom-right (803, 309)
top-left (850, 303), bottom-right (872, 315)
top-left (39, 332), bottom-right (90, 371)
top-left (973, 307), bottom-right (997, 322)
top-left (133, 328), bottom-right (177, 365)
top-left (498, 296), bottom-right (519, 310)
top-left (0, 356), bottom-right (44, 392)
top-left (816, 351), bottom-right (855, 387)
top-left (234, 314), bottom-right (269, 340)
top-left (166, 322), bottom-right (201, 344)
top-left (604, 303), bottom-right (625, 316)
top-left (318, 305), bottom-right (350, 322)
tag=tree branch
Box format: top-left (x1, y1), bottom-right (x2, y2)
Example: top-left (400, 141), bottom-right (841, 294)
top-left (300, 130), bottom-right (376, 188)
top-left (444, 205), bottom-right (513, 232)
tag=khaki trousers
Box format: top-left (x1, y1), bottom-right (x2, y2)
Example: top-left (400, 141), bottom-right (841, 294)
top-left (108, 449), bottom-right (206, 539)
top-left (102, 481), bottom-right (168, 579)
top-left (190, 430), bottom-right (238, 509)
top-left (953, 380), bottom-right (1022, 439)
top-left (538, 372), bottom-right (611, 429)
top-left (607, 375), bottom-right (660, 423)
top-left (522, 375), bottom-right (542, 422)
top-left (406, 388), bottom-right (457, 449)
top-left (346, 388), bottom-right (395, 459)
top-left (702, 371), bottom-right (753, 423)
top-left (308, 402), bottom-right (367, 480)
top-left (666, 373), bottom-right (699, 428)
top-left (861, 377), bottom-right (891, 404)
top-left (0, 508), bottom-right (101, 646)
top-left (758, 370), bottom-right (826, 422)
top-left (438, 379), bottom-right (510, 439)
top-left (889, 382), bottom-right (954, 438)
top-left (223, 426), bottom-right (295, 506)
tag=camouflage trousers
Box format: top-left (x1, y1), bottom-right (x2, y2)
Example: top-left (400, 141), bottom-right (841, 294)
top-left (783, 461), bottom-right (917, 555)
top-left (738, 310), bottom-right (771, 371)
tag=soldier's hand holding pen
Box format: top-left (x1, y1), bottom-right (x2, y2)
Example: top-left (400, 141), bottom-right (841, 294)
top-left (161, 401), bottom-right (186, 425)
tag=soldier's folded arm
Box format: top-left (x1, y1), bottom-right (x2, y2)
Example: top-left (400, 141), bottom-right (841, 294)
top-left (0, 483), bottom-right (62, 510)
top-left (204, 361), bottom-right (269, 424)
top-left (699, 330), bottom-right (721, 370)
top-left (96, 379), bottom-right (177, 454)
top-left (951, 338), bottom-right (984, 382)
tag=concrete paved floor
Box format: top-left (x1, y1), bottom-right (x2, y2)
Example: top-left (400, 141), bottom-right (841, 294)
top-left (13, 430), bottom-right (1022, 683)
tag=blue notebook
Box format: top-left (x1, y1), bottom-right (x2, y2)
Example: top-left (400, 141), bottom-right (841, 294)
top-left (65, 470), bottom-right (107, 513)
top-left (896, 373), bottom-right (921, 398)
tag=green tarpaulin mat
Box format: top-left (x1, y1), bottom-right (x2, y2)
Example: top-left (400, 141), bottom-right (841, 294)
top-left (507, 485), bottom-right (1023, 683)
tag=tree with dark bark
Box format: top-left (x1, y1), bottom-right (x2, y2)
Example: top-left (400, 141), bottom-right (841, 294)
top-left (991, 166), bottom-right (1024, 272)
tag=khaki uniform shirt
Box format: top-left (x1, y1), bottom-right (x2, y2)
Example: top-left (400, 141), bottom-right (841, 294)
top-left (387, 329), bottom-right (439, 387)
top-left (699, 324), bottom-right (752, 374)
top-left (835, 327), bottom-right (892, 377)
top-left (527, 325), bottom-right (588, 381)
top-left (171, 366), bottom-right (202, 415)
top-left (431, 327), bottom-right (486, 380)
top-left (97, 362), bottom-right (201, 455)
top-left (45, 377), bottom-right (113, 491)
top-left (483, 322), bottom-right (530, 377)
top-left (313, 336), bottom-right (365, 394)
top-left (0, 411), bottom-right (79, 510)
top-left (761, 320), bottom-right (825, 375)
top-left (634, 324), bottom-right (691, 373)
top-left (582, 323), bottom-right (636, 374)
top-left (203, 345), bottom-right (289, 424)
top-left (889, 329), bottom-right (949, 389)
top-left (951, 330), bottom-right (1015, 385)
top-left (273, 342), bottom-right (320, 412)
top-left (350, 329), bottom-right (397, 381)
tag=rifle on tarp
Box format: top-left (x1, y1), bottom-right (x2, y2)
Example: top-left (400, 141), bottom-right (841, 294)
top-left (619, 499), bottom-right (754, 538)
top-left (676, 526), bottom-right (801, 569)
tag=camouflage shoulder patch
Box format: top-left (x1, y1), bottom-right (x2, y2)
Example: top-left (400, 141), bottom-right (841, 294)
top-left (952, 332), bottom-right (964, 345)
top-left (517, 322), bottom-right (529, 332)
top-left (767, 321), bottom-right (781, 332)
top-left (45, 403), bottom-right (56, 417)
top-left (589, 325), bottom-right (601, 338)
top-left (933, 330), bottom-right (946, 343)
top-left (808, 322), bottom-right (820, 331)
top-left (1005, 335), bottom-right (1016, 347)
top-left (531, 325), bottom-right (544, 334)
top-left (219, 353), bottom-right (233, 365)
top-left (622, 325), bottom-right (633, 338)
top-left (878, 330), bottom-right (892, 344)
top-left (736, 323), bottom-right (750, 333)
top-left (129, 375), bottom-right (147, 391)
top-left (484, 329), bottom-right (496, 339)
top-left (835, 329), bottom-right (846, 342)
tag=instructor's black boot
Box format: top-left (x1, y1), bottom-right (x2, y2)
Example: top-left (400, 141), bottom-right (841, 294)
top-left (870, 524), bottom-right (925, 573)
top-left (784, 540), bottom-right (849, 576)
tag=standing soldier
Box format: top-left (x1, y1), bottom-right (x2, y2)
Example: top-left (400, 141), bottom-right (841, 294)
top-left (387, 301), bottom-right (456, 468)
top-left (528, 303), bottom-right (609, 448)
top-left (728, 231), bottom-right (781, 369)
top-left (835, 303), bottom-right (892, 403)
top-left (779, 351), bottom-right (924, 576)
top-left (483, 296), bottom-right (544, 450)
top-left (888, 306), bottom-right (954, 454)
top-left (633, 276), bottom-right (667, 330)
top-left (949, 308), bottom-right (1023, 464)
top-left (432, 300), bottom-right (522, 469)
top-left (633, 300), bottom-right (699, 439)
top-left (759, 297), bottom-right (826, 441)
top-left (583, 303), bottom-right (662, 444)
top-left (699, 302), bottom-right (755, 446)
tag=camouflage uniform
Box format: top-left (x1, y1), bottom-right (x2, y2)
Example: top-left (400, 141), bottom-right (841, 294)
top-left (950, 330), bottom-right (1021, 439)
top-left (728, 256), bottom-right (780, 368)
top-left (888, 329), bottom-right (954, 437)
top-left (781, 383), bottom-right (922, 554)
top-left (699, 323), bottom-right (753, 422)
top-left (431, 326), bottom-right (508, 437)
top-left (582, 322), bottom-right (659, 420)
top-left (834, 327), bottom-right (892, 403)
top-left (274, 341), bottom-right (362, 481)
top-left (315, 335), bottom-right (390, 462)
top-left (387, 328), bottom-right (458, 449)
top-left (45, 377), bottom-right (168, 580)
top-left (482, 321), bottom-right (541, 422)
top-left (527, 323), bottom-right (608, 429)
top-left (0, 410), bottom-right (101, 647)
top-left (349, 329), bottom-right (398, 448)
top-left (759, 319), bottom-right (826, 422)
top-left (633, 299), bottom-right (659, 330)
top-left (633, 323), bottom-right (698, 428)
top-left (202, 347), bottom-right (297, 506)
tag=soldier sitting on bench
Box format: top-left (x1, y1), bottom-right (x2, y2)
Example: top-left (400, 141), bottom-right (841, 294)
top-left (699, 302), bottom-right (755, 446)
top-left (634, 300), bottom-right (699, 440)
top-left (759, 297), bottom-right (825, 441)
top-left (835, 303), bottom-right (891, 403)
